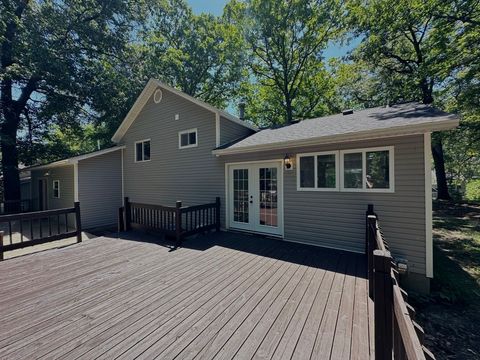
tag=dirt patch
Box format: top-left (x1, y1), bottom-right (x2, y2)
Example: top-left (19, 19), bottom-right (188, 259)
top-left (411, 201), bottom-right (480, 360)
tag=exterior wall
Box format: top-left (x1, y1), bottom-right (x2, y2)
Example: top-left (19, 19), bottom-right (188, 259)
top-left (219, 116), bottom-right (255, 145)
top-left (117, 85), bottom-right (428, 277)
top-left (119, 87), bottom-right (229, 217)
top-left (20, 181), bottom-right (31, 200)
top-left (78, 150), bottom-right (122, 229)
top-left (221, 134), bottom-right (427, 276)
top-left (31, 165), bottom-right (75, 211)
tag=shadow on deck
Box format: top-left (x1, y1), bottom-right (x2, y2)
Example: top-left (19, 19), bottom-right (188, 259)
top-left (0, 230), bottom-right (373, 359)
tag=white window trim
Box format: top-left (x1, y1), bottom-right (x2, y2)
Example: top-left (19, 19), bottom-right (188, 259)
top-left (53, 180), bottom-right (61, 198)
top-left (296, 151), bottom-right (339, 191)
top-left (340, 146), bottom-right (395, 193)
top-left (178, 128), bottom-right (198, 149)
top-left (134, 139), bottom-right (151, 163)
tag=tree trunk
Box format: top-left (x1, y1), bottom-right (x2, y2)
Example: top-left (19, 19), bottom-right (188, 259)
top-left (285, 97), bottom-right (293, 124)
top-left (0, 111), bottom-right (21, 211)
top-left (431, 137), bottom-right (451, 200)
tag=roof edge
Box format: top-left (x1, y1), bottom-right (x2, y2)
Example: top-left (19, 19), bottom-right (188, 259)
top-left (212, 118), bottom-right (459, 156)
top-left (26, 146), bottom-right (125, 171)
top-left (111, 79), bottom-right (257, 143)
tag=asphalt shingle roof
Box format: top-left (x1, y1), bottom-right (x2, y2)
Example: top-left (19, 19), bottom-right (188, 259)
top-left (220, 102), bottom-right (458, 151)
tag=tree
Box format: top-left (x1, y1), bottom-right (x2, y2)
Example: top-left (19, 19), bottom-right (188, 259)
top-left (344, 0), bottom-right (480, 200)
top-left (0, 0), bottom-right (145, 204)
top-left (238, 0), bottom-right (343, 124)
top-left (141, 0), bottom-right (246, 109)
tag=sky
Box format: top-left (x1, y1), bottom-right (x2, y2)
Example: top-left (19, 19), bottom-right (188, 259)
top-left (187, 0), bottom-right (359, 59)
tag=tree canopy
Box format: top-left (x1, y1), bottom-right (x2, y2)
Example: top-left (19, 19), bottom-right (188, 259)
top-left (1, 0), bottom-right (479, 201)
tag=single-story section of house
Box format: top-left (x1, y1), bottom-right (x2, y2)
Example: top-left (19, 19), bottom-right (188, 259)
top-left (23, 79), bottom-right (459, 292)
top-left (26, 146), bottom-right (123, 230)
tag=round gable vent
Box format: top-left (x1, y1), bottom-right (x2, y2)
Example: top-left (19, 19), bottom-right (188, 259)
top-left (153, 89), bottom-right (163, 104)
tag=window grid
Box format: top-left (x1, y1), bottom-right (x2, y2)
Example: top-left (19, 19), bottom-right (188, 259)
top-left (233, 169), bottom-right (249, 223)
top-left (259, 167), bottom-right (278, 227)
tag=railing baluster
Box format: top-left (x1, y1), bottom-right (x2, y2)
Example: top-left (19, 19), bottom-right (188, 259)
top-left (20, 220), bottom-right (23, 242)
top-left (30, 219), bottom-right (33, 240)
top-left (9, 221), bottom-right (13, 244)
top-left (57, 215), bottom-right (61, 234)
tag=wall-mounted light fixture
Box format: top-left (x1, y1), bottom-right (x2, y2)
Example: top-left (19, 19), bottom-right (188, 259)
top-left (284, 154), bottom-right (294, 171)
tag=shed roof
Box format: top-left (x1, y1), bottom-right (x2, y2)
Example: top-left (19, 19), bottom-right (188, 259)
top-left (25, 146), bottom-right (125, 171)
top-left (213, 102), bottom-right (459, 155)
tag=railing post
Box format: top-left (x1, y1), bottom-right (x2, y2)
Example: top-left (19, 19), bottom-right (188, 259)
top-left (367, 214), bottom-right (376, 298)
top-left (0, 231), bottom-right (4, 261)
top-left (124, 197), bottom-right (131, 231)
top-left (215, 197), bottom-right (221, 232)
top-left (374, 249), bottom-right (393, 360)
top-left (175, 201), bottom-right (182, 247)
top-left (118, 207), bottom-right (125, 232)
top-left (74, 202), bottom-right (82, 243)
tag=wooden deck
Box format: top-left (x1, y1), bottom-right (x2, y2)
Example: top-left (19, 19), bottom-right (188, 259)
top-left (0, 231), bottom-right (373, 359)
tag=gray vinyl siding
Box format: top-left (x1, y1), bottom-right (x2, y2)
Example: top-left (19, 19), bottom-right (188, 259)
top-left (118, 86), bottom-right (427, 276)
top-left (219, 116), bottom-right (255, 145)
top-left (78, 150), bottom-right (122, 229)
top-left (31, 165), bottom-right (75, 210)
top-left (20, 181), bottom-right (31, 200)
top-left (120, 87), bottom-right (227, 217)
top-left (221, 135), bottom-right (427, 275)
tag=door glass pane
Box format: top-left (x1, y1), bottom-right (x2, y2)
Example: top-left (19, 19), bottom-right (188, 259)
top-left (366, 150), bottom-right (389, 189)
top-left (233, 169), bottom-right (249, 223)
top-left (259, 167), bottom-right (278, 227)
top-left (343, 153), bottom-right (363, 189)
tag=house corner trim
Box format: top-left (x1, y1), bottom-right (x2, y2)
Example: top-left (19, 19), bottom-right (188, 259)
top-left (424, 132), bottom-right (433, 278)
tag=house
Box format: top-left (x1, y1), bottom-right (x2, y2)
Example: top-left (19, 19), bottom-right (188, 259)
top-left (27, 79), bottom-right (459, 292)
top-left (27, 146), bottom-right (123, 229)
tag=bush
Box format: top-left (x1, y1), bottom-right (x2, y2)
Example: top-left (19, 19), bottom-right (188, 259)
top-left (465, 180), bottom-right (480, 201)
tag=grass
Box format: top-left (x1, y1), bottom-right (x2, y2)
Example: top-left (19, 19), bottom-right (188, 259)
top-left (413, 200), bottom-right (480, 359)
top-left (432, 201), bottom-right (480, 303)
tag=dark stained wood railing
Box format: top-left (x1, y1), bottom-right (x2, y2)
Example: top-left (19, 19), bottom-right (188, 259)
top-left (120, 197), bottom-right (220, 247)
top-left (0, 199), bottom-right (33, 215)
top-left (366, 204), bottom-right (435, 360)
top-left (0, 202), bottom-right (82, 260)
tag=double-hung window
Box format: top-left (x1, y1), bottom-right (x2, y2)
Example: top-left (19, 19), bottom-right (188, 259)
top-left (53, 180), bottom-right (60, 198)
top-left (135, 139), bottom-right (151, 162)
top-left (340, 147), bottom-right (394, 192)
top-left (179, 128), bottom-right (198, 149)
top-left (297, 152), bottom-right (338, 191)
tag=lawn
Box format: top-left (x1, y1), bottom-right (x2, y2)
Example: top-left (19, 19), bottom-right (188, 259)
top-left (413, 201), bottom-right (480, 360)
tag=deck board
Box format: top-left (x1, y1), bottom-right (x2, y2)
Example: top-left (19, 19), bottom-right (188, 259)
top-left (0, 231), bottom-right (373, 360)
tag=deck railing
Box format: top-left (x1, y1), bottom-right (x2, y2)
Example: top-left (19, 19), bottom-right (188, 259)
top-left (119, 197), bottom-right (221, 246)
top-left (0, 199), bottom-right (34, 215)
top-left (366, 204), bottom-right (435, 360)
top-left (0, 202), bottom-right (82, 260)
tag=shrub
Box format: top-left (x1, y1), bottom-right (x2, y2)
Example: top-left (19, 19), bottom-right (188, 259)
top-left (465, 180), bottom-right (480, 201)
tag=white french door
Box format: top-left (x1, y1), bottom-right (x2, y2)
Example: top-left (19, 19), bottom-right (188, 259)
top-left (228, 161), bottom-right (283, 236)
